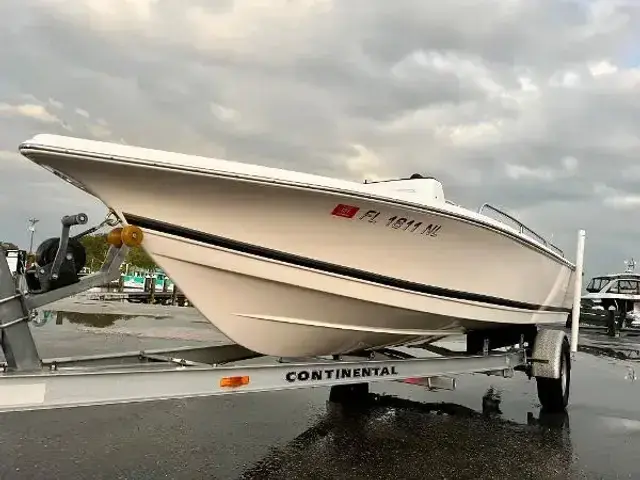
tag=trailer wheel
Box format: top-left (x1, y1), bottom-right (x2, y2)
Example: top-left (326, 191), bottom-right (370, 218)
top-left (535, 335), bottom-right (571, 413)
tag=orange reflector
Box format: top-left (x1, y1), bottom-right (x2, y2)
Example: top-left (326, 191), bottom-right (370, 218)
top-left (220, 376), bottom-right (250, 388)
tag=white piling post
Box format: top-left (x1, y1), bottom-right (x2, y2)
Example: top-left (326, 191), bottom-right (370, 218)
top-left (570, 229), bottom-right (586, 353)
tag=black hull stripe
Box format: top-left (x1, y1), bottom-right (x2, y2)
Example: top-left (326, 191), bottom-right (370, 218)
top-left (123, 213), bottom-right (571, 314)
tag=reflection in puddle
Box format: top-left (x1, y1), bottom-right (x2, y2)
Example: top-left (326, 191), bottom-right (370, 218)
top-left (33, 310), bottom-right (170, 328)
top-left (239, 394), bottom-right (576, 480)
top-left (482, 386), bottom-right (503, 417)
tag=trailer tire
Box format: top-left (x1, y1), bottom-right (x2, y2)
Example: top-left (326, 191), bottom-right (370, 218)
top-left (535, 335), bottom-right (571, 413)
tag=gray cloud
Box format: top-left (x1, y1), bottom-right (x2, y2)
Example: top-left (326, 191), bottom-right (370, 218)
top-left (1, 0), bottom-right (639, 279)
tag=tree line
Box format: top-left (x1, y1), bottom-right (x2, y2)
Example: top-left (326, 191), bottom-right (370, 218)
top-left (2, 235), bottom-right (157, 272)
top-left (80, 234), bottom-right (157, 272)
top-left (0, 242), bottom-right (19, 251)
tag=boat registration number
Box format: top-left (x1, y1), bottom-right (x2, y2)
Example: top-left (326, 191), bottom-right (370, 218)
top-left (358, 209), bottom-right (442, 237)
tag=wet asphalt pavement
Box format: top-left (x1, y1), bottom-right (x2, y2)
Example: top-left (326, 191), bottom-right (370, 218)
top-left (1, 300), bottom-right (640, 479)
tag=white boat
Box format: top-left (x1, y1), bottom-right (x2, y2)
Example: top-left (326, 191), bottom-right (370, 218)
top-left (17, 134), bottom-right (576, 357)
top-left (582, 259), bottom-right (640, 321)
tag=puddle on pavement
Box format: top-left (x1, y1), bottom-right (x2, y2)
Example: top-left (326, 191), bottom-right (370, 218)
top-left (33, 310), bottom-right (171, 329)
top-left (238, 394), bottom-right (577, 480)
top-left (28, 308), bottom-right (226, 343)
top-left (237, 378), bottom-right (640, 479)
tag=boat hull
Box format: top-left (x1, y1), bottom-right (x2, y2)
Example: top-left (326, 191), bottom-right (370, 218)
top-left (18, 141), bottom-right (576, 357)
top-left (141, 230), bottom-right (570, 356)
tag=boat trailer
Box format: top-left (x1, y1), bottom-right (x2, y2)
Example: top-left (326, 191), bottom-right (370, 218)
top-left (0, 212), bottom-right (585, 414)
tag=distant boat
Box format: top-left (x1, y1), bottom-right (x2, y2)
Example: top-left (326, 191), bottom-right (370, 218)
top-left (582, 258), bottom-right (640, 322)
top-left (121, 269), bottom-right (174, 292)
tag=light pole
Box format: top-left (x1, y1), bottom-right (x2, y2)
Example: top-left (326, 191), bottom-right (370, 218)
top-left (27, 218), bottom-right (39, 255)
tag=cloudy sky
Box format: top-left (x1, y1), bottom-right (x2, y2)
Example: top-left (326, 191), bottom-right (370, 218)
top-left (1, 0), bottom-right (639, 279)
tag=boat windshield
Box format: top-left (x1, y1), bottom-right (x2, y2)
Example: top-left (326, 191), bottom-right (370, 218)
top-left (585, 277), bottom-right (611, 293)
top-left (586, 277), bottom-right (640, 294)
top-left (606, 279), bottom-right (640, 295)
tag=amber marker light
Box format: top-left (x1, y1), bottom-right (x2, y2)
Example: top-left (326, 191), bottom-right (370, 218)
top-left (220, 376), bottom-right (250, 388)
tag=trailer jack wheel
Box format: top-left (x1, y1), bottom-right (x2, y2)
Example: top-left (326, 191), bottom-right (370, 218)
top-left (535, 334), bottom-right (571, 413)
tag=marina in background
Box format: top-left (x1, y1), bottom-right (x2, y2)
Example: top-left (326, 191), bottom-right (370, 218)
top-left (89, 267), bottom-right (190, 306)
top-left (4, 247), bottom-right (189, 306)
